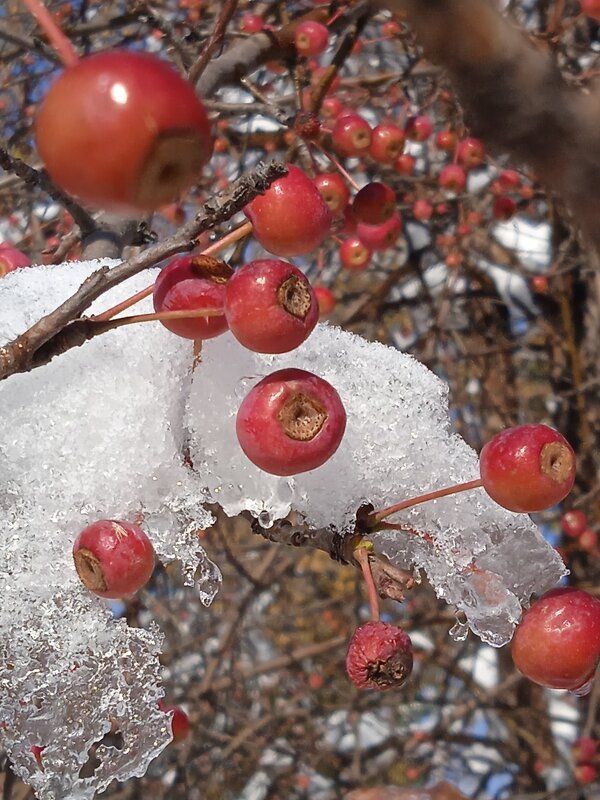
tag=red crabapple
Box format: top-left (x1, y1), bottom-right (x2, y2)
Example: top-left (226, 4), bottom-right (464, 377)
top-left (479, 424), bottom-right (576, 512)
top-left (314, 286), bottom-right (336, 316)
top-left (457, 136), bottom-right (486, 169)
top-left (578, 528), bottom-right (598, 553)
top-left (439, 164), bottom-right (467, 193)
top-left (561, 509), bottom-right (587, 538)
top-left (581, 0), bottom-right (600, 22)
top-left (332, 113), bottom-right (372, 158)
top-left (357, 213), bottom-right (402, 251)
top-left (575, 764), bottom-right (598, 784)
top-left (240, 13), bottom-right (264, 33)
top-left (405, 115), bottom-right (433, 142)
top-left (321, 96), bottom-right (344, 120)
top-left (313, 172), bottom-right (350, 217)
top-left (340, 236), bottom-right (372, 271)
top-left (493, 195), bottom-right (517, 221)
top-left (158, 701), bottom-right (191, 743)
top-left (511, 588), bottom-right (600, 690)
top-left (294, 20), bottom-right (329, 56)
top-left (153, 255), bottom-right (230, 341)
top-left (236, 368), bottom-right (346, 476)
top-left (244, 165), bottom-right (331, 257)
top-left (35, 51), bottom-right (213, 213)
top-left (346, 621), bottom-right (413, 690)
top-left (73, 520), bottom-right (155, 599)
top-left (412, 199), bottom-right (433, 222)
top-left (370, 123), bottom-right (406, 164)
top-left (0, 244), bottom-right (32, 276)
top-left (498, 169), bottom-right (521, 191)
top-left (352, 182), bottom-right (396, 225)
top-left (224, 259), bottom-right (318, 353)
top-left (572, 737), bottom-right (598, 764)
top-left (435, 130), bottom-right (457, 152)
top-left (394, 153), bottom-right (415, 176)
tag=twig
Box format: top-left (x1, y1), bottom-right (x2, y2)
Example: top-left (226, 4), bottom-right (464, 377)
top-left (188, 0), bottom-right (239, 86)
top-left (0, 162), bottom-right (287, 380)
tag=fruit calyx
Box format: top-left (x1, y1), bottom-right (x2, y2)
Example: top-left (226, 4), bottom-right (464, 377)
top-left (135, 132), bottom-right (207, 210)
top-left (540, 441), bottom-right (575, 484)
top-left (277, 275), bottom-right (313, 319)
top-left (189, 254), bottom-right (233, 283)
top-left (277, 393), bottom-right (327, 441)
top-left (73, 548), bottom-right (108, 593)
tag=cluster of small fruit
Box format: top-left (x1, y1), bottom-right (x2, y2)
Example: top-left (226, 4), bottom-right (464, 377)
top-left (558, 508), bottom-right (599, 558)
top-left (571, 736), bottom-right (599, 784)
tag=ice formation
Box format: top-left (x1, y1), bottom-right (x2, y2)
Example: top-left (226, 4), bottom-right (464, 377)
top-left (0, 260), bottom-right (565, 798)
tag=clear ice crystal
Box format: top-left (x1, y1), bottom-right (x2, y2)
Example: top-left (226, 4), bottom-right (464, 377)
top-left (0, 260), bottom-right (565, 797)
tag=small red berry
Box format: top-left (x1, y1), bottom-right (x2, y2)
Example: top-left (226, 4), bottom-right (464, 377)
top-left (439, 164), bottom-right (467, 193)
top-left (0, 243), bottom-right (32, 276)
top-left (244, 165), bottom-right (331, 257)
top-left (412, 199), bottom-right (433, 222)
top-left (321, 96), bottom-right (344, 119)
top-left (531, 275), bottom-right (548, 293)
top-left (293, 111), bottom-right (321, 141)
top-left (493, 195), bottom-right (517, 221)
top-left (352, 182), bottom-right (396, 225)
top-left (340, 236), bottom-right (372, 271)
top-left (346, 621), bottom-right (413, 690)
top-left (153, 255), bottom-right (230, 341)
top-left (332, 113), bottom-right (372, 158)
top-left (405, 115), bottom-right (433, 142)
top-left (511, 588), bottom-right (600, 691)
top-left (159, 701), bottom-right (191, 743)
top-left (369, 123), bottom-right (405, 164)
top-left (73, 520), bottom-right (155, 599)
top-left (575, 763), bottom-right (598, 784)
top-left (240, 13), bottom-right (264, 33)
top-left (561, 510), bottom-right (587, 538)
top-left (578, 528), bottom-right (598, 553)
top-left (224, 259), bottom-right (318, 354)
top-left (435, 129), bottom-right (457, 151)
top-left (572, 737), bottom-right (598, 764)
top-left (294, 20), bottom-right (329, 57)
top-left (314, 286), bottom-right (336, 316)
top-left (236, 368), bottom-right (346, 476)
top-left (457, 137), bottom-right (486, 169)
top-left (498, 169), bottom-right (521, 191)
top-left (313, 172), bottom-right (350, 217)
top-left (394, 153), bottom-right (415, 176)
top-left (480, 424), bottom-right (576, 512)
top-left (35, 51), bottom-right (213, 213)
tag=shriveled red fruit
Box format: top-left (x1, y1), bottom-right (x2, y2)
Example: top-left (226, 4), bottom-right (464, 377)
top-left (35, 51), bottom-right (213, 213)
top-left (159, 701), bottom-right (191, 743)
top-left (561, 509), bottom-right (587, 538)
top-left (294, 20), bottom-right (329, 56)
top-left (357, 213), bottom-right (402, 251)
top-left (332, 113), bottom-right (372, 158)
top-left (293, 111), bottom-right (321, 141)
top-left (314, 286), bottom-right (336, 316)
top-left (370, 122), bottom-right (405, 164)
top-left (340, 236), bottom-right (372, 271)
top-left (480, 424), bottom-right (576, 512)
top-left (405, 115), bottom-right (433, 142)
top-left (244, 165), bottom-right (331, 257)
top-left (352, 182), bottom-right (396, 225)
top-left (224, 259), bottom-right (318, 353)
top-left (511, 588), bottom-right (600, 691)
top-left (313, 172), bottom-right (350, 217)
top-left (439, 164), bottom-right (467, 193)
top-left (346, 621), bottom-right (413, 690)
top-left (236, 368), bottom-right (346, 476)
top-left (73, 520), bottom-right (155, 599)
top-left (0, 243), bottom-right (32, 276)
top-left (457, 136), bottom-right (486, 169)
top-left (153, 255), bottom-right (230, 341)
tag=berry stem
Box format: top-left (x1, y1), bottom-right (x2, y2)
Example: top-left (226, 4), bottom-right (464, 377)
top-left (92, 308), bottom-right (223, 333)
top-left (354, 545), bottom-right (380, 622)
top-left (312, 142), bottom-right (361, 192)
top-left (92, 220), bottom-right (253, 322)
top-left (369, 478), bottom-right (484, 527)
top-left (22, 0), bottom-right (79, 67)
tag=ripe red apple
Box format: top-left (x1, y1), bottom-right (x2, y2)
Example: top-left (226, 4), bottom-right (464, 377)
top-left (35, 51), bottom-right (213, 213)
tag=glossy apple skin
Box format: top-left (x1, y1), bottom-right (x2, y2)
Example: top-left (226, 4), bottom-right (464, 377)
top-left (340, 236), bottom-right (371, 270)
top-left (511, 588), bottom-right (600, 690)
top-left (313, 172), bottom-right (350, 217)
top-left (244, 165), bottom-right (331, 257)
top-left (153, 256), bottom-right (228, 341)
top-left (352, 182), bottom-right (396, 225)
top-left (331, 113), bottom-right (372, 158)
top-left (439, 164), bottom-right (467, 192)
top-left (73, 519), bottom-right (155, 599)
top-left (0, 244), bottom-right (32, 276)
top-left (294, 20), bottom-right (329, 56)
top-left (457, 136), bottom-right (486, 169)
top-left (480, 424), bottom-right (575, 512)
top-left (224, 259), bottom-right (318, 354)
top-left (35, 51), bottom-right (213, 213)
top-left (370, 123), bottom-right (405, 164)
top-left (236, 368), bottom-right (346, 476)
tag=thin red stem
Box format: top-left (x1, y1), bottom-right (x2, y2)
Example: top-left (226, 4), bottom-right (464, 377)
top-left (370, 478), bottom-right (484, 526)
top-left (92, 220), bottom-right (253, 322)
top-left (312, 142), bottom-right (360, 192)
top-left (102, 308), bottom-right (222, 329)
top-left (354, 547), bottom-right (380, 622)
top-left (22, 0), bottom-right (79, 67)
